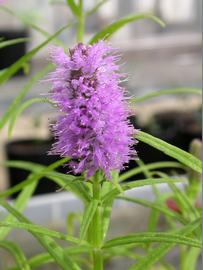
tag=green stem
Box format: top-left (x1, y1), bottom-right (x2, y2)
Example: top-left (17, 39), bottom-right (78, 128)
top-left (77, 0), bottom-right (85, 42)
top-left (92, 172), bottom-right (103, 270)
top-left (180, 246), bottom-right (188, 270)
top-left (93, 250), bottom-right (103, 270)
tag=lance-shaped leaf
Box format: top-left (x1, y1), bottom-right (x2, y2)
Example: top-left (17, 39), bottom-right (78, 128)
top-left (0, 158), bottom-right (69, 198)
top-left (103, 232), bottom-right (202, 249)
top-left (9, 246), bottom-right (93, 270)
top-left (137, 131), bottom-right (202, 173)
top-left (89, 13), bottom-right (165, 44)
top-left (0, 220), bottom-right (89, 246)
top-left (1, 160), bottom-right (91, 202)
top-left (0, 158), bottom-right (67, 239)
top-left (0, 201), bottom-right (82, 270)
top-left (102, 177), bottom-right (185, 203)
top-left (129, 218), bottom-right (202, 270)
top-left (130, 87), bottom-right (202, 104)
top-left (0, 38), bottom-right (29, 49)
top-left (66, 0), bottom-right (80, 17)
top-left (0, 182), bottom-right (37, 240)
top-left (120, 161), bottom-right (184, 182)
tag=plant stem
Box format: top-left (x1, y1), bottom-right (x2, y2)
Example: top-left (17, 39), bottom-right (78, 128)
top-left (180, 246), bottom-right (187, 270)
top-left (77, 0), bottom-right (85, 42)
top-left (93, 250), bottom-right (103, 270)
top-left (92, 172), bottom-right (103, 270)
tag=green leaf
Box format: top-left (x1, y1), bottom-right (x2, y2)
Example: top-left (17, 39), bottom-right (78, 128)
top-left (0, 65), bottom-right (52, 130)
top-left (66, 0), bottom-right (80, 17)
top-left (46, 171), bottom-right (91, 202)
top-left (117, 196), bottom-right (186, 224)
top-left (103, 232), bottom-right (202, 249)
top-left (120, 161), bottom-right (184, 182)
top-left (80, 199), bottom-right (99, 241)
top-left (8, 97), bottom-right (52, 137)
top-left (102, 177), bottom-right (185, 203)
top-left (0, 158), bottom-right (67, 239)
top-left (1, 160), bottom-right (91, 202)
top-left (137, 131), bottom-right (202, 173)
top-left (129, 218), bottom-right (202, 270)
top-left (89, 13), bottom-right (165, 44)
top-left (0, 241), bottom-right (30, 270)
top-left (0, 201), bottom-right (82, 270)
top-left (9, 246), bottom-right (93, 270)
top-left (130, 87), bottom-right (202, 104)
top-left (0, 182), bottom-right (37, 240)
top-left (0, 158), bottom-right (69, 198)
top-left (0, 38), bottom-right (29, 49)
top-left (0, 220), bottom-right (87, 246)
top-left (1, 160), bottom-right (52, 174)
top-left (0, 24), bottom-right (69, 85)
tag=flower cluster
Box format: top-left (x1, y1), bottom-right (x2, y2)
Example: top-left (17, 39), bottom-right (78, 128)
top-left (48, 41), bottom-right (137, 178)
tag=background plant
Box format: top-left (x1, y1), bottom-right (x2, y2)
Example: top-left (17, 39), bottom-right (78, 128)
top-left (0, 1), bottom-right (202, 270)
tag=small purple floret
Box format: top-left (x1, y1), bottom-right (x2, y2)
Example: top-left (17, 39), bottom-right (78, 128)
top-left (48, 41), bottom-right (137, 178)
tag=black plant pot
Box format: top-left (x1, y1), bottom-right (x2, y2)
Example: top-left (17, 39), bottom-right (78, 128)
top-left (0, 29), bottom-right (29, 76)
top-left (5, 138), bottom-right (66, 198)
top-left (121, 108), bottom-right (202, 180)
top-left (139, 107), bottom-right (202, 164)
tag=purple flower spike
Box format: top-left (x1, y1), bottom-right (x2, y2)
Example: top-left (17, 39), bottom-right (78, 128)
top-left (48, 41), bottom-right (138, 178)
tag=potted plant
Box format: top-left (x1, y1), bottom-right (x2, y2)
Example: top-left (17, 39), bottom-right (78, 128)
top-left (0, 1), bottom-right (202, 270)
